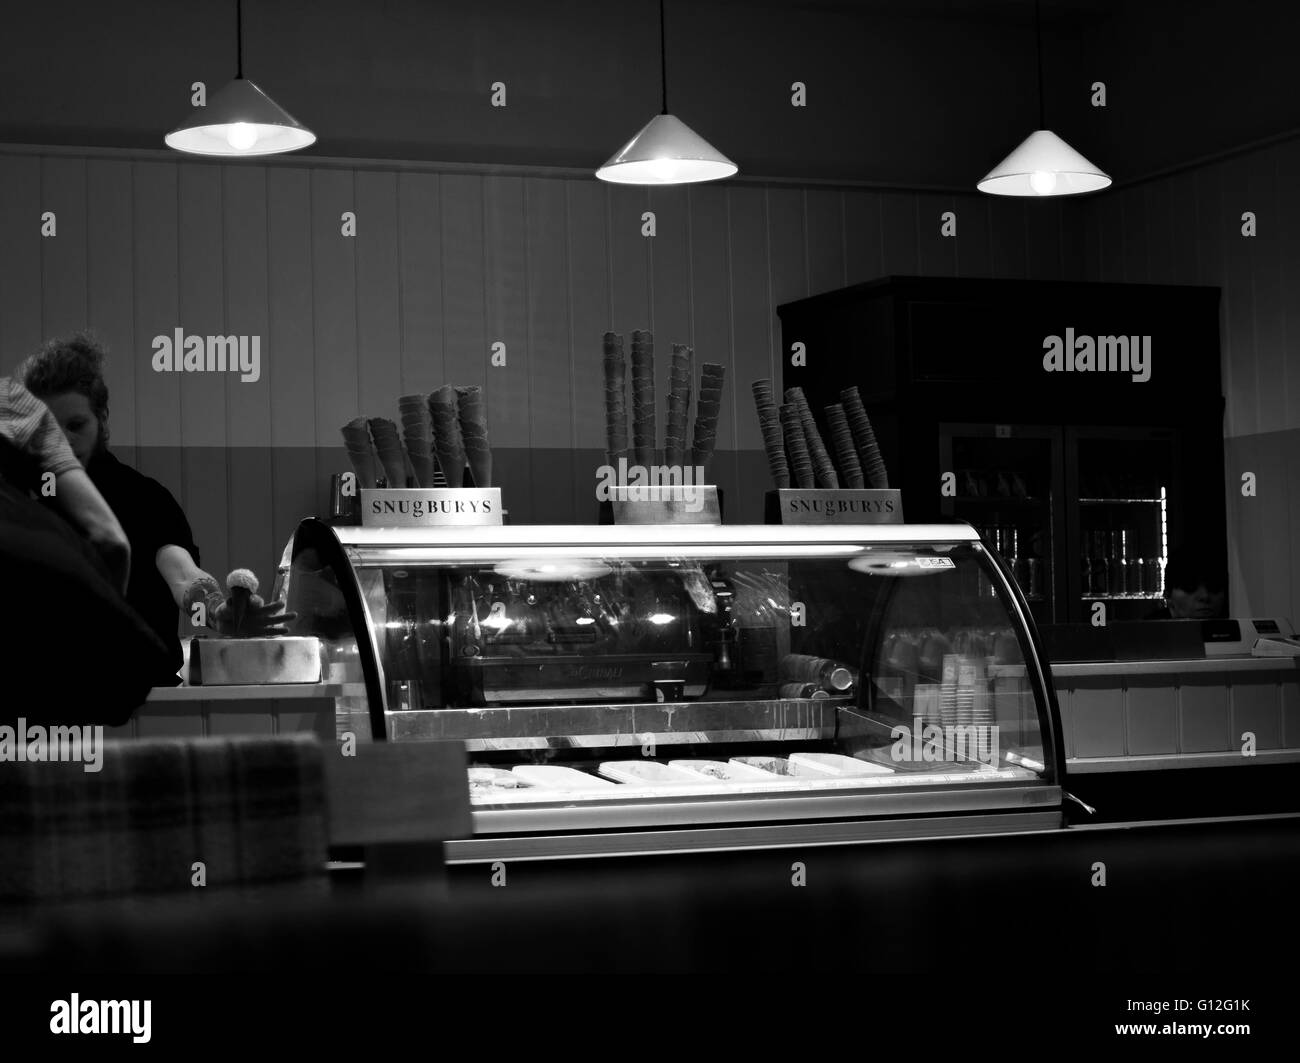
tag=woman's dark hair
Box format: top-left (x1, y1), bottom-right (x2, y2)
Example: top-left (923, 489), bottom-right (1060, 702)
top-left (1165, 545), bottom-right (1228, 594)
top-left (21, 331), bottom-right (111, 445)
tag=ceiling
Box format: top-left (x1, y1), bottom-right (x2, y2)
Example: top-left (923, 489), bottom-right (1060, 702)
top-left (0, 0), bottom-right (1291, 187)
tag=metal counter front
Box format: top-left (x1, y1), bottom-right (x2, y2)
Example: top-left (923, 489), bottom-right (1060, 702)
top-left (283, 519), bottom-right (1065, 859)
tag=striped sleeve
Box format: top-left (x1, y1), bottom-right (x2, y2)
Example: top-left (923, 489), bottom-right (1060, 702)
top-left (0, 376), bottom-right (81, 477)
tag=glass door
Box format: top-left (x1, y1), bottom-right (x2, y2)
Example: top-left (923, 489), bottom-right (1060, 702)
top-left (939, 424), bottom-right (1064, 625)
top-left (1065, 428), bottom-right (1176, 622)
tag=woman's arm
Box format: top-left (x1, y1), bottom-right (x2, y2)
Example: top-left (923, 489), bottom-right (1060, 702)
top-left (156, 543), bottom-right (209, 608)
top-left (51, 467), bottom-right (131, 593)
top-left (157, 545), bottom-right (295, 635)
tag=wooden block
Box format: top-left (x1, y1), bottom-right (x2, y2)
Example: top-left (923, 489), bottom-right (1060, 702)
top-left (207, 706), bottom-right (275, 736)
top-left (323, 740), bottom-right (471, 847)
top-left (135, 712), bottom-right (204, 738)
top-left (1071, 686), bottom-right (1125, 758)
top-left (1179, 680), bottom-right (1231, 753)
top-left (1123, 680), bottom-right (1178, 756)
top-left (1230, 680), bottom-right (1282, 751)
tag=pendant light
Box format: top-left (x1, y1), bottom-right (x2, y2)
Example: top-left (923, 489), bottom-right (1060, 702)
top-left (978, 0), bottom-right (1109, 196)
top-left (596, 0), bottom-right (737, 185)
top-left (165, 0), bottom-right (315, 157)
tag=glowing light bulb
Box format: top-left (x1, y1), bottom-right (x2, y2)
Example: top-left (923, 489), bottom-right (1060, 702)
top-left (647, 158), bottom-right (678, 182)
top-left (225, 123), bottom-right (259, 151)
top-left (1029, 169), bottom-right (1058, 195)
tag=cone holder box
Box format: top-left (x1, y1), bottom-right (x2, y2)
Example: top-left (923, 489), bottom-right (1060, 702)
top-left (361, 487), bottom-right (503, 527)
top-left (599, 485), bottom-right (723, 525)
top-left (765, 488), bottom-right (903, 525)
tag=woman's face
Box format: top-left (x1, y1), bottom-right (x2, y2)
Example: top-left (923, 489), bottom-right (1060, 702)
top-left (45, 392), bottom-right (102, 467)
top-left (1168, 583), bottom-right (1227, 619)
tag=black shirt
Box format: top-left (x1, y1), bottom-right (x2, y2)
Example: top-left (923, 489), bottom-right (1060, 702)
top-left (0, 452), bottom-right (171, 724)
top-left (87, 449), bottom-right (201, 683)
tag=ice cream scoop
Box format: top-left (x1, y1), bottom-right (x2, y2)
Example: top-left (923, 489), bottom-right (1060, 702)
top-left (226, 568), bottom-right (259, 635)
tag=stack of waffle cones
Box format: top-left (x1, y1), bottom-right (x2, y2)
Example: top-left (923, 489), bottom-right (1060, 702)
top-left (339, 383), bottom-right (496, 494)
top-left (750, 381), bottom-right (890, 491)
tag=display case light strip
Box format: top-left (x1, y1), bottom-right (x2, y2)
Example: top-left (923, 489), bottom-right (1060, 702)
top-left (336, 524), bottom-right (980, 547)
top-left (1159, 485), bottom-right (1168, 597)
top-left (352, 544), bottom-right (870, 563)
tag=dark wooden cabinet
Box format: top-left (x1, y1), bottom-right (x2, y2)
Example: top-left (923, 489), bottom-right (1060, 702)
top-left (777, 277), bottom-right (1226, 623)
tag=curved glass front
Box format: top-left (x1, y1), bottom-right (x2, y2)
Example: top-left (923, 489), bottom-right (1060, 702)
top-left (286, 524), bottom-right (1056, 810)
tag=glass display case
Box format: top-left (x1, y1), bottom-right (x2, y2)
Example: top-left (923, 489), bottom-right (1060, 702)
top-left (283, 519), bottom-right (1064, 858)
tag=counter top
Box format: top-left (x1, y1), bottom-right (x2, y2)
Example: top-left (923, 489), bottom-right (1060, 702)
top-left (145, 683), bottom-right (345, 703)
top-left (995, 656), bottom-right (1299, 679)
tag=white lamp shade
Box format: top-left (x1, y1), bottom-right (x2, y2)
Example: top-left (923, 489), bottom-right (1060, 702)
top-left (596, 113), bottom-right (737, 185)
top-left (165, 78), bottom-right (316, 156)
top-left (978, 129), bottom-right (1110, 197)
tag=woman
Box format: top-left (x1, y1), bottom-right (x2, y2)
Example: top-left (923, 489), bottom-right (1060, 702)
top-left (22, 333), bottom-right (289, 685)
top-left (1145, 545), bottom-right (1229, 620)
top-left (1, 374), bottom-right (168, 722)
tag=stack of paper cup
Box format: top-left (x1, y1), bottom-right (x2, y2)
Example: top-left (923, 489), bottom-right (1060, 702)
top-left (941, 654), bottom-right (959, 731)
top-left (957, 658), bottom-right (977, 729)
top-left (914, 682), bottom-right (940, 730)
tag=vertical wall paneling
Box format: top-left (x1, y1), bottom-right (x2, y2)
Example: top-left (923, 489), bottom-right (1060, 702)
top-left (438, 175), bottom-right (487, 415)
top-left (309, 168), bottom-right (359, 531)
top-left (843, 190), bottom-right (884, 285)
top-left (915, 194), bottom-right (957, 278)
top-left (1118, 186), bottom-right (1149, 284)
top-left (607, 185), bottom-right (651, 378)
top-left (1276, 139), bottom-right (1300, 430)
top-left (131, 162), bottom-right (182, 490)
top-left (648, 183), bottom-right (692, 446)
top-left (176, 162), bottom-right (228, 587)
top-left (766, 187), bottom-right (808, 351)
top-left (1248, 156), bottom-right (1283, 436)
top-left (482, 175), bottom-right (530, 518)
top-left (1143, 179), bottom-right (1177, 285)
top-left (482, 175), bottom-right (529, 444)
top-left (85, 159), bottom-right (136, 448)
top-left (265, 167), bottom-right (317, 563)
top-left (223, 165), bottom-right (273, 579)
top-left (1096, 191), bottom-right (1124, 284)
top-left (396, 172), bottom-right (444, 397)
top-left (1165, 171), bottom-right (1200, 287)
top-left (1221, 156), bottom-right (1258, 439)
top-left (880, 192), bottom-right (920, 275)
top-left (524, 177), bottom-right (574, 521)
top-left (727, 186), bottom-right (771, 454)
top-left (354, 170), bottom-right (403, 421)
top-left (1025, 199), bottom-right (1063, 282)
top-left (686, 185), bottom-right (733, 484)
top-left (954, 194), bottom-right (992, 279)
top-left (987, 197), bottom-right (1027, 279)
top-left (40, 156), bottom-right (88, 339)
top-left (0, 155), bottom-right (41, 374)
top-left (565, 179), bottom-right (612, 462)
top-left (804, 189), bottom-right (846, 296)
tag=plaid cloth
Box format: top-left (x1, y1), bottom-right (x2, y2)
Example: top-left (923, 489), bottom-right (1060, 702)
top-left (0, 376), bottom-right (79, 478)
top-left (0, 735), bottom-right (327, 902)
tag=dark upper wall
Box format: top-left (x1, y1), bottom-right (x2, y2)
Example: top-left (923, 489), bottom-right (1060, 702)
top-left (1076, 0), bottom-right (1300, 182)
top-left (0, 0), bottom-right (1094, 188)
